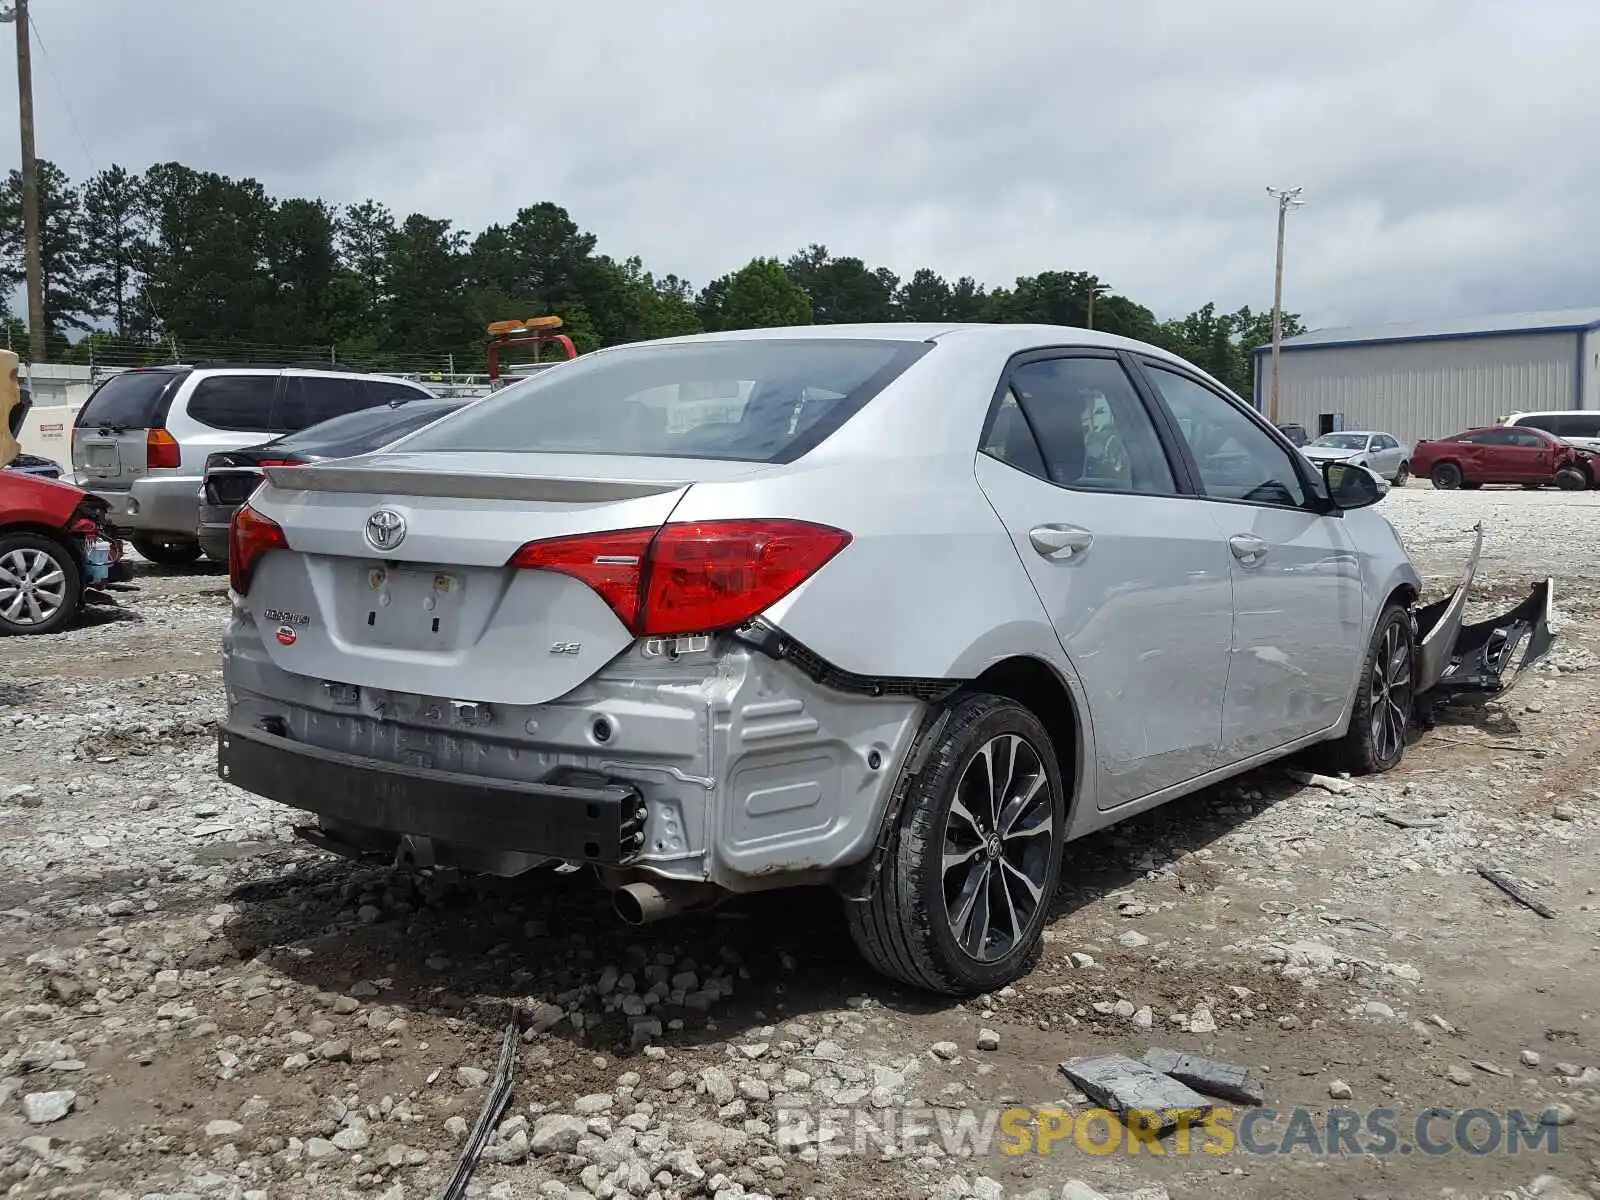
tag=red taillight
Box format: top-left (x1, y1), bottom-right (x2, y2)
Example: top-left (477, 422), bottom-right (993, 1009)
top-left (253, 458), bottom-right (302, 468)
top-left (146, 428), bottom-right (181, 470)
top-left (229, 503), bottom-right (288, 596)
top-left (507, 519), bottom-right (852, 637)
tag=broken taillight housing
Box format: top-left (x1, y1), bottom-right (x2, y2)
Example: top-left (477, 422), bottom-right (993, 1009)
top-left (229, 502), bottom-right (288, 596)
top-left (506, 519), bottom-right (852, 637)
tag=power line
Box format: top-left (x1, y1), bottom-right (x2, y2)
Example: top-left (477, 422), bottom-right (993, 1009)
top-left (24, 8), bottom-right (97, 175)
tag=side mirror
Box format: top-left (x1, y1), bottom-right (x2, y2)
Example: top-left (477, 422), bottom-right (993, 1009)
top-left (1324, 460), bottom-right (1386, 510)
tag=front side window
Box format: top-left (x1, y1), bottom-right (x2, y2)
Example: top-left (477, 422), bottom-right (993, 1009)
top-left (403, 339), bottom-right (930, 464)
top-left (1143, 364), bottom-right (1306, 507)
top-left (983, 357), bottom-right (1175, 493)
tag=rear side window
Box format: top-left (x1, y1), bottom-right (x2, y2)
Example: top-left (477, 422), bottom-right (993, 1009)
top-left (402, 339), bottom-right (932, 464)
top-left (277, 376), bottom-right (370, 431)
top-left (984, 357), bottom-right (1176, 494)
top-left (1511, 414), bottom-right (1560, 433)
top-left (75, 370), bottom-right (183, 429)
top-left (186, 375), bottom-right (280, 432)
top-left (363, 379), bottom-right (431, 405)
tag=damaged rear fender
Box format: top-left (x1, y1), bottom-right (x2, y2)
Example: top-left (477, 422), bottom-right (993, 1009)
top-left (1413, 522), bottom-right (1555, 700)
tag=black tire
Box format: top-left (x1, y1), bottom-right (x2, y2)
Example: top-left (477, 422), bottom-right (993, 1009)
top-left (0, 532), bottom-right (82, 636)
top-left (1326, 605), bottom-right (1414, 776)
top-left (131, 534), bottom-right (203, 566)
top-left (1555, 468), bottom-right (1587, 491)
top-left (846, 694), bottom-right (1067, 995)
top-left (1429, 462), bottom-right (1462, 489)
top-left (1393, 462), bottom-right (1409, 486)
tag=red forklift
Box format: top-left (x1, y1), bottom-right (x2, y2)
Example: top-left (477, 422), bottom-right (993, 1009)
top-left (486, 315), bottom-right (577, 389)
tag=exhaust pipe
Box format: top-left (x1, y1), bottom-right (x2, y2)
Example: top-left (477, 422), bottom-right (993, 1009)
top-left (612, 879), bottom-right (721, 925)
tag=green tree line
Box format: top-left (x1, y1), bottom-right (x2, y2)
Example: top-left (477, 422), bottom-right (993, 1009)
top-left (0, 158), bottom-right (1303, 394)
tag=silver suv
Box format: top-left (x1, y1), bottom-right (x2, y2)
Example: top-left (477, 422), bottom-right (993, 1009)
top-left (71, 366), bottom-right (433, 564)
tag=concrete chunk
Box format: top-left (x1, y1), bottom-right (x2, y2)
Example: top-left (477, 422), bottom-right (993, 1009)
top-left (1059, 1054), bottom-right (1211, 1133)
top-left (1141, 1048), bottom-right (1265, 1106)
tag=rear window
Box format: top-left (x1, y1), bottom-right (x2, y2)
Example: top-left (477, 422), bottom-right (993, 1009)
top-left (186, 375), bottom-right (280, 432)
top-left (75, 370), bottom-right (183, 430)
top-left (270, 402), bottom-right (464, 459)
top-left (402, 338), bottom-right (932, 463)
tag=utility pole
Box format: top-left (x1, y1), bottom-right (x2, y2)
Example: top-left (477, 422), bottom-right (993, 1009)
top-left (0, 0), bottom-right (44, 364)
top-left (1083, 278), bottom-right (1107, 330)
top-left (1265, 186), bottom-right (1303, 425)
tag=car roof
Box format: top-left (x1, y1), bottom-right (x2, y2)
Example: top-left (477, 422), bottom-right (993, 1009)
top-left (588, 322), bottom-right (1217, 385)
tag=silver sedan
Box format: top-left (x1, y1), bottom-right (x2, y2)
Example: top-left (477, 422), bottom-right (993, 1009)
top-left (213, 324), bottom-right (1551, 994)
top-left (1299, 430), bottom-right (1412, 484)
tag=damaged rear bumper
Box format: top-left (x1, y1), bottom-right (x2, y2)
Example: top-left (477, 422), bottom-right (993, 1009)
top-left (217, 720), bottom-right (649, 866)
top-left (1414, 523), bottom-right (1556, 700)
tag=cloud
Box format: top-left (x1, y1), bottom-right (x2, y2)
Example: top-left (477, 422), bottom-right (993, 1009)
top-left (10, 0), bottom-right (1600, 328)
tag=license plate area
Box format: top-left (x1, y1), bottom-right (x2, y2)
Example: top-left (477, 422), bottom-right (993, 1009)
top-left (358, 563), bottom-right (468, 650)
top-left (85, 443), bottom-right (120, 474)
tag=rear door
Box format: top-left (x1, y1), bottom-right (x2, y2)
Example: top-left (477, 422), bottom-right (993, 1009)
top-left (177, 373), bottom-right (284, 474)
top-left (71, 369), bottom-right (186, 490)
top-left (1134, 359), bottom-right (1365, 759)
top-left (972, 351), bottom-right (1234, 808)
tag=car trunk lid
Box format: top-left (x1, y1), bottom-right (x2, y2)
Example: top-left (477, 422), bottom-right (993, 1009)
top-left (240, 452), bottom-right (772, 706)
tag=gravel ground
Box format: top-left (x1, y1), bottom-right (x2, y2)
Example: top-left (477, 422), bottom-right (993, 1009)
top-left (2, 486), bottom-right (1598, 1200)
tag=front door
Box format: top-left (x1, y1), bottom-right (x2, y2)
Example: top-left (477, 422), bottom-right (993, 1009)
top-left (1136, 362), bottom-right (1366, 759)
top-left (973, 352), bottom-right (1234, 809)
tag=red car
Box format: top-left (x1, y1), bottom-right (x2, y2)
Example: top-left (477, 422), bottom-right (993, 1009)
top-left (0, 469), bottom-right (132, 635)
top-left (1412, 426), bottom-right (1592, 491)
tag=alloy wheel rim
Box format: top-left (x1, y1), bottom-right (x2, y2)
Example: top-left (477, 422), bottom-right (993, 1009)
top-left (941, 734), bottom-right (1056, 962)
top-left (0, 546), bottom-right (67, 626)
top-left (1369, 621), bottom-right (1412, 762)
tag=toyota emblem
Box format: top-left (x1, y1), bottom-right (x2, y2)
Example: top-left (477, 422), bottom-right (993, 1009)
top-left (365, 508), bottom-right (407, 552)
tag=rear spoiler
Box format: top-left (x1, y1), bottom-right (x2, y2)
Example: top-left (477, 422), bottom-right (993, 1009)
top-left (260, 464), bottom-right (687, 504)
top-left (1414, 522), bottom-right (1554, 702)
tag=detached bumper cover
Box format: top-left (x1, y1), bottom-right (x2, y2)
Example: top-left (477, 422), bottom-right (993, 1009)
top-left (216, 721), bottom-right (648, 864)
top-left (1425, 579), bottom-right (1554, 698)
top-left (1414, 523), bottom-right (1555, 700)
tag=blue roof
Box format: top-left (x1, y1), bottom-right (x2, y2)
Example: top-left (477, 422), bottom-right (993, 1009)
top-left (1251, 307), bottom-right (1600, 356)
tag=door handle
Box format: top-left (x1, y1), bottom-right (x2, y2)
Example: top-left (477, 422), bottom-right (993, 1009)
top-left (1228, 534), bottom-right (1268, 564)
top-left (1029, 524), bottom-right (1094, 560)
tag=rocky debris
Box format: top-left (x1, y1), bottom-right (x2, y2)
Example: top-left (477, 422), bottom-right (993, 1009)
top-left (1060, 1054), bottom-right (1212, 1132)
top-left (1541, 1103), bottom-right (1577, 1127)
top-left (21, 1089), bottom-right (75, 1125)
top-left (1328, 1079), bottom-right (1353, 1100)
top-left (1142, 1048), bottom-right (1265, 1105)
top-left (976, 1028), bottom-right (1000, 1051)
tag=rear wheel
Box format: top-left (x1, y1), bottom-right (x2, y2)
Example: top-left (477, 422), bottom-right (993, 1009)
top-left (1430, 462), bottom-right (1462, 489)
top-left (131, 534), bottom-right (203, 566)
top-left (847, 694), bottom-right (1066, 995)
top-left (1326, 604), bottom-right (1413, 775)
top-left (0, 533), bottom-right (81, 636)
top-left (1393, 462), bottom-right (1409, 486)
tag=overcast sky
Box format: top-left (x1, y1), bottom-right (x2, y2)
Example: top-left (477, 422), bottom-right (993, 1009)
top-left (7, 0), bottom-right (1598, 329)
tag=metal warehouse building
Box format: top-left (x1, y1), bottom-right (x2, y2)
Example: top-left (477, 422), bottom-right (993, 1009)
top-left (1251, 307), bottom-right (1600, 448)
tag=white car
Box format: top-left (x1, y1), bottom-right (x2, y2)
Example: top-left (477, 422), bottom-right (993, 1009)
top-left (1502, 410), bottom-right (1600, 454)
top-left (214, 324), bottom-right (1551, 994)
top-left (1298, 430), bottom-right (1411, 484)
